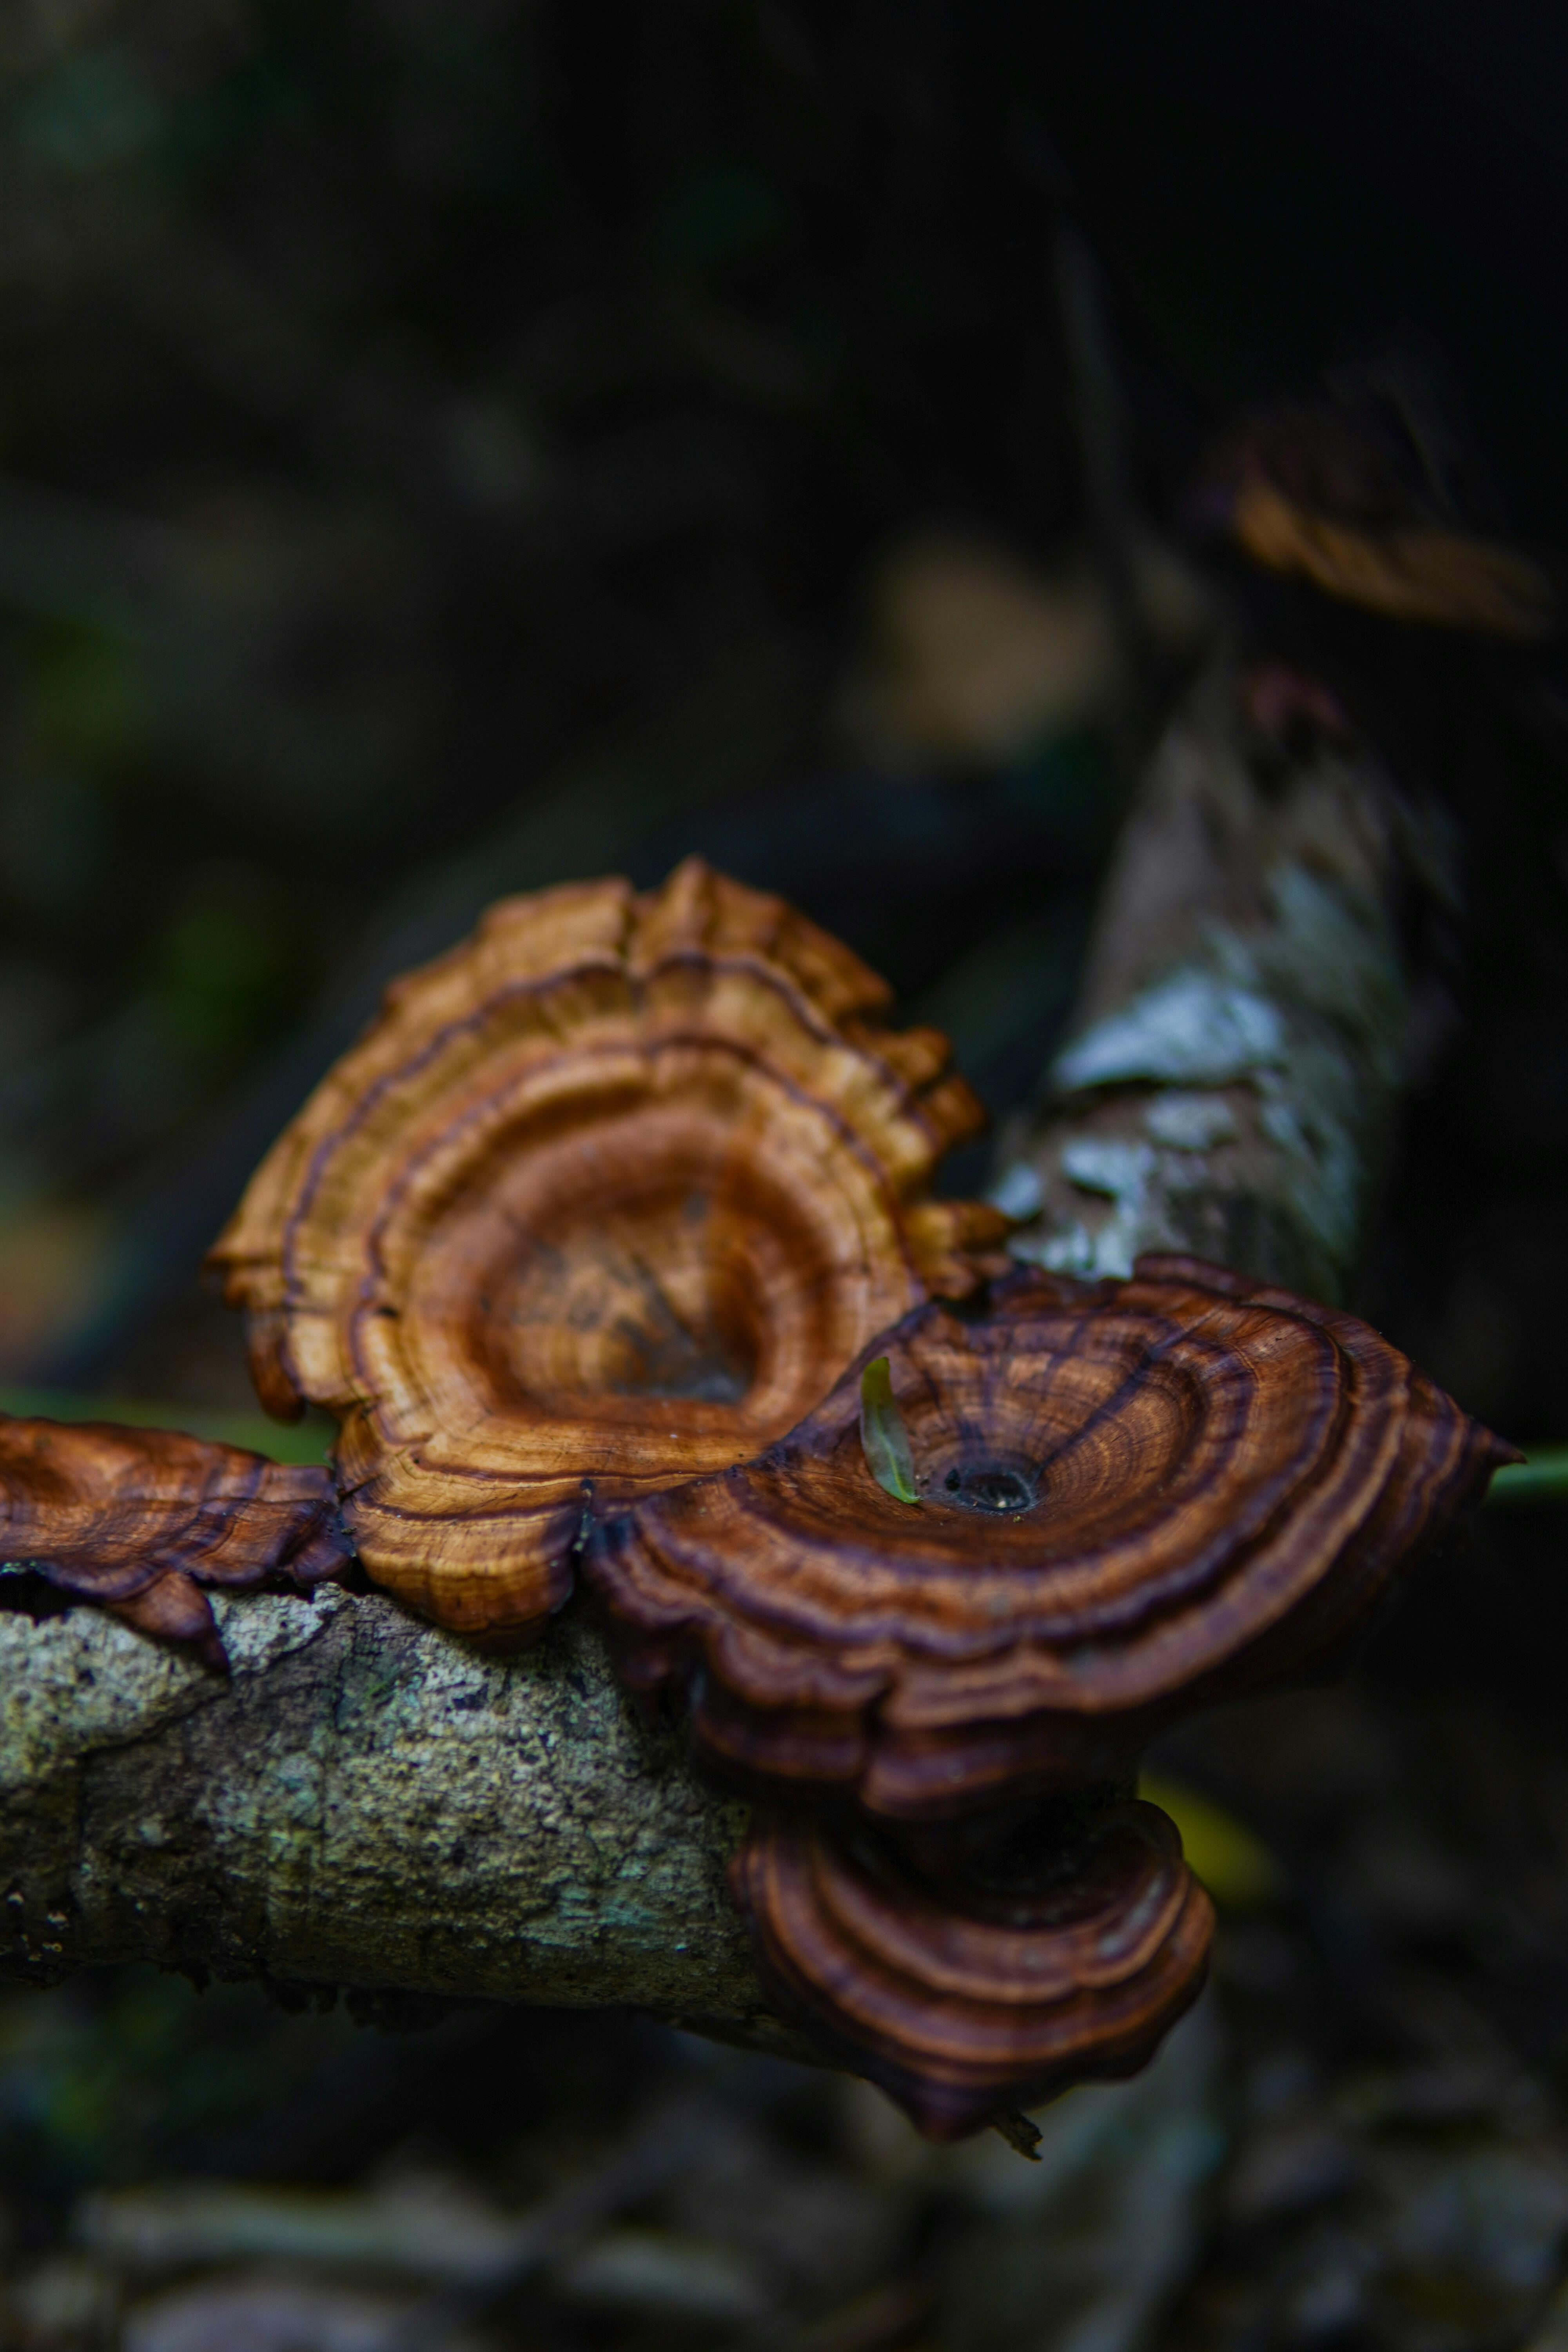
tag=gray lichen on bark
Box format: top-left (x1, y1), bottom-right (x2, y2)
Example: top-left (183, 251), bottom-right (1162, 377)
top-left (995, 651), bottom-right (1438, 1303)
top-left (0, 644), bottom-right (1436, 2019)
top-left (2, 1584), bottom-right (800, 2037)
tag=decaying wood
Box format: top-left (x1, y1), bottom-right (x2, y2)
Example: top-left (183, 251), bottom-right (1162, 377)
top-left (0, 648), bottom-right (1431, 2028)
top-left (1, 1585), bottom-right (789, 2035)
top-left (995, 651), bottom-right (1437, 1303)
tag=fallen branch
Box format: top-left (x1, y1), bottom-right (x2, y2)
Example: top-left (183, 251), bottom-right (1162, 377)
top-left (995, 652), bottom-right (1432, 1300)
top-left (0, 648), bottom-right (1429, 2028)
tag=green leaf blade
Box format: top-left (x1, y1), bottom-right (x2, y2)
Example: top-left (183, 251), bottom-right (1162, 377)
top-left (1487, 1445), bottom-right (1568, 1507)
top-left (860, 1356), bottom-right (920, 1506)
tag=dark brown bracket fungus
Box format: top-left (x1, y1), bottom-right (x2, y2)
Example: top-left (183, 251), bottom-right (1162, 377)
top-left (586, 1254), bottom-right (1514, 1823)
top-left (0, 1417), bottom-right (352, 1670)
top-left (729, 1799), bottom-right (1215, 2140)
top-left (209, 857), bottom-right (1008, 1642)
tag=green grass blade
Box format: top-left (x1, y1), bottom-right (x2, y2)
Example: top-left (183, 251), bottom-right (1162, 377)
top-left (0, 1386), bottom-right (332, 1466)
top-left (1487, 1447), bottom-right (1568, 1507)
top-left (859, 1357), bottom-right (919, 1505)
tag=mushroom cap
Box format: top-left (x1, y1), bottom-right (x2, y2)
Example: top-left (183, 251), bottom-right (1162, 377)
top-left (209, 858), bottom-right (1006, 1641)
top-left (1195, 397), bottom-right (1555, 637)
top-left (1229, 473), bottom-right (1555, 638)
top-left (0, 1416), bottom-right (352, 1669)
top-left (586, 1255), bottom-right (1513, 1821)
top-left (730, 1799), bottom-right (1214, 2140)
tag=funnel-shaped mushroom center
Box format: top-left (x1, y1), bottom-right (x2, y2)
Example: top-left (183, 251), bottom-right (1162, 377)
top-left (939, 1457), bottom-right (1039, 1514)
top-left (402, 1089), bottom-right (900, 1458)
top-left (454, 1126), bottom-right (828, 1416)
top-left (505, 1183), bottom-right (757, 1405)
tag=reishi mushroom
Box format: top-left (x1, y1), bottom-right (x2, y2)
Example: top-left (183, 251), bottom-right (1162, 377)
top-left (209, 858), bottom-right (1007, 1641)
top-left (730, 1800), bottom-right (1215, 2139)
top-left (0, 1416), bottom-right (352, 1669)
top-left (586, 1255), bottom-right (1514, 1823)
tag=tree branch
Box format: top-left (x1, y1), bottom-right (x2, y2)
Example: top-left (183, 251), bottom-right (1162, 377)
top-left (995, 652), bottom-right (1432, 1301)
top-left (2, 1586), bottom-right (795, 2035)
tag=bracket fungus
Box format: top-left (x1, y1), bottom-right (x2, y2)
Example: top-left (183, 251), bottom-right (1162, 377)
top-left (0, 1417), bottom-right (351, 1669)
top-left (1228, 473), bottom-right (1556, 637)
top-left (730, 1800), bottom-right (1215, 2140)
top-left (210, 858), bottom-right (1007, 1640)
top-left (587, 1254), bottom-right (1514, 1822)
top-left (1197, 393), bottom-right (1557, 638)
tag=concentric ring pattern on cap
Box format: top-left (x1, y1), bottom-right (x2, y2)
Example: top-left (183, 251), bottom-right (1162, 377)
top-left (588, 1255), bottom-right (1513, 1817)
top-left (209, 857), bottom-right (1007, 1639)
top-left (730, 1800), bottom-right (1215, 2138)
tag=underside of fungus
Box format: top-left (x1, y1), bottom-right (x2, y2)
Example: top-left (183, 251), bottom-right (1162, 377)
top-left (730, 1799), bottom-right (1215, 2139)
top-left (0, 1417), bottom-right (352, 1669)
top-left (209, 858), bottom-right (1007, 1639)
top-left (587, 1254), bottom-right (1514, 1822)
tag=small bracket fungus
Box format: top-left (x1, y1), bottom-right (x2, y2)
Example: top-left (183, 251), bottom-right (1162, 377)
top-left (1196, 392), bottom-right (1557, 638)
top-left (210, 858), bottom-right (1007, 1640)
top-left (729, 1800), bottom-right (1214, 2140)
top-left (1228, 473), bottom-right (1556, 637)
top-left (586, 1254), bottom-right (1514, 1822)
top-left (0, 1417), bottom-right (352, 1669)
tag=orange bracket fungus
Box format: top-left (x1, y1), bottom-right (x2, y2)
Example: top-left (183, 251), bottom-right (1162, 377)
top-left (0, 1417), bottom-right (352, 1670)
top-left (586, 1254), bottom-right (1514, 1824)
top-left (209, 858), bottom-right (1007, 1642)
top-left (730, 1800), bottom-right (1215, 2140)
top-left (1196, 392), bottom-right (1557, 637)
top-left (1227, 470), bottom-right (1556, 637)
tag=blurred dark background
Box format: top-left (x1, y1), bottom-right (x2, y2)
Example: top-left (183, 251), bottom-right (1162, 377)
top-left (2, 0), bottom-right (1565, 1432)
top-left (7, 7), bottom-right (1568, 2348)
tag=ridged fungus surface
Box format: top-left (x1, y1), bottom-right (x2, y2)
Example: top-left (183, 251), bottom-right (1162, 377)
top-left (588, 1254), bottom-right (1513, 1821)
top-left (730, 1800), bottom-right (1215, 2139)
top-left (209, 858), bottom-right (1006, 1640)
top-left (0, 1417), bottom-right (352, 1669)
